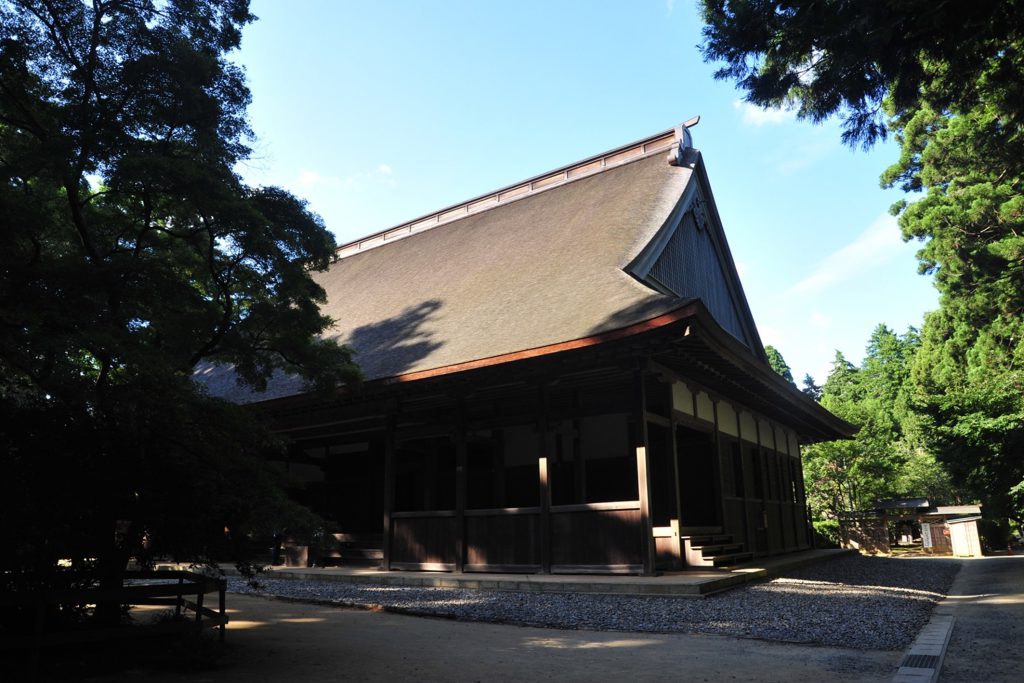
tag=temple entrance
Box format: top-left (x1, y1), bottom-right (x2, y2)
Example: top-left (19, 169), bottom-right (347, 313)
top-left (676, 424), bottom-right (720, 527)
top-left (282, 438), bottom-right (387, 566)
top-left (324, 439), bottom-right (386, 535)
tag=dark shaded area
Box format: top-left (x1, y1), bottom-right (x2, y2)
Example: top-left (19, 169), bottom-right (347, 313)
top-left (585, 296), bottom-right (689, 338)
top-left (677, 425), bottom-right (720, 527)
top-left (341, 299), bottom-right (445, 380)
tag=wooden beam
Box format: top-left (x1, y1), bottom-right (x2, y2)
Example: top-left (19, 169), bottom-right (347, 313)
top-left (754, 419), bottom-right (768, 556)
top-left (735, 409), bottom-right (753, 554)
top-left (670, 411), bottom-right (684, 556)
top-left (633, 365), bottom-right (656, 576)
top-left (538, 381), bottom-right (552, 573)
top-left (538, 456), bottom-right (551, 574)
top-left (382, 417), bottom-right (396, 571)
top-left (454, 410), bottom-right (467, 573)
top-left (711, 399), bottom-right (727, 530)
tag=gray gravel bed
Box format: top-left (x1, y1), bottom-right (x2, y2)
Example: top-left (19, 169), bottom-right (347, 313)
top-left (227, 554), bottom-right (959, 650)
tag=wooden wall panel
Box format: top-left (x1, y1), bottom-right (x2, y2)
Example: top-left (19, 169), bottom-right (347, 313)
top-left (767, 504), bottom-right (783, 551)
top-left (781, 502), bottom-right (796, 549)
top-left (391, 517), bottom-right (457, 567)
top-left (723, 498), bottom-right (745, 542)
top-left (550, 509), bottom-right (642, 567)
top-left (465, 514), bottom-right (539, 567)
top-left (746, 502), bottom-right (768, 554)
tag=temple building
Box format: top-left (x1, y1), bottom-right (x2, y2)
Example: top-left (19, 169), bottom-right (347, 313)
top-left (197, 119), bottom-right (853, 575)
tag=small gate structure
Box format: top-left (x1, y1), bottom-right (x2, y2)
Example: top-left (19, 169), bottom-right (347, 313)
top-left (839, 499), bottom-right (982, 555)
top-left (943, 515), bottom-right (984, 557)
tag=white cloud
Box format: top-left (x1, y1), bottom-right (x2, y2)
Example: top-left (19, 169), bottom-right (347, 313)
top-left (294, 163), bottom-right (395, 189)
top-left (665, 0), bottom-right (675, 15)
top-left (733, 100), bottom-right (796, 126)
top-left (776, 139), bottom-right (834, 175)
top-left (789, 213), bottom-right (905, 294)
top-left (809, 310), bottom-right (831, 330)
top-left (757, 323), bottom-right (785, 348)
top-left (296, 168), bottom-right (332, 187)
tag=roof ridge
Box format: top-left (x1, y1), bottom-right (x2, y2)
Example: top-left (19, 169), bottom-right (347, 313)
top-left (336, 118), bottom-right (699, 259)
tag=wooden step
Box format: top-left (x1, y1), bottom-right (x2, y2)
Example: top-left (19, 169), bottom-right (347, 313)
top-left (678, 526), bottom-right (723, 536)
top-left (339, 548), bottom-right (383, 560)
top-left (707, 551), bottom-right (753, 567)
top-left (332, 532), bottom-right (383, 545)
top-left (319, 532), bottom-right (385, 568)
top-left (688, 536), bottom-right (737, 548)
top-left (690, 543), bottom-right (743, 556)
top-left (318, 548), bottom-right (383, 568)
top-left (681, 532), bottom-right (751, 568)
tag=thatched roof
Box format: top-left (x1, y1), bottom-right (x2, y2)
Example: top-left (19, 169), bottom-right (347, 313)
top-left (195, 123), bottom-right (772, 407)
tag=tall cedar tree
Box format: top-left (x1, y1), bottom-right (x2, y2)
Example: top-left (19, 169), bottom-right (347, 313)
top-left (701, 1), bottom-right (1024, 522)
top-left (0, 0), bottom-right (359, 604)
top-left (801, 328), bottom-right (957, 519)
top-left (764, 344), bottom-right (795, 385)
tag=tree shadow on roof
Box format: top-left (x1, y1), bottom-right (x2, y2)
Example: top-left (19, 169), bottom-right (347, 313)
top-left (344, 299), bottom-right (445, 380)
top-left (586, 296), bottom-right (693, 337)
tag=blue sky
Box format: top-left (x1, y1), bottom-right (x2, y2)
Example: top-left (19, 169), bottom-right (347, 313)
top-left (233, 0), bottom-right (938, 385)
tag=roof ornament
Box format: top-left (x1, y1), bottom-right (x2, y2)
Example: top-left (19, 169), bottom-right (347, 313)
top-left (692, 194), bottom-right (709, 232)
top-left (667, 115), bottom-right (700, 167)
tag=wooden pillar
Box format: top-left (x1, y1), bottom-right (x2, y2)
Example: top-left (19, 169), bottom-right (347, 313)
top-left (754, 420), bottom-right (767, 555)
top-left (633, 365), bottom-right (656, 576)
top-left (382, 418), bottom-right (396, 571)
top-left (538, 384), bottom-right (551, 573)
top-left (670, 410), bottom-right (683, 533)
top-left (454, 412), bottom-right (467, 573)
top-left (539, 456), bottom-right (551, 573)
top-left (735, 411), bottom-right (753, 554)
top-left (796, 444), bottom-right (811, 547)
top-left (789, 454), bottom-right (800, 549)
top-left (711, 400), bottom-right (727, 529)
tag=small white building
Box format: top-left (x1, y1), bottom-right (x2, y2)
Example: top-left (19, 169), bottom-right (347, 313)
top-left (946, 515), bottom-right (984, 558)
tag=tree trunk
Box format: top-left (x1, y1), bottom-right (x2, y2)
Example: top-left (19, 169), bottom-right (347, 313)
top-left (92, 521), bottom-right (135, 627)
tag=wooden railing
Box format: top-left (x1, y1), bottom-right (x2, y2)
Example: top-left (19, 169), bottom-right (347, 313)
top-left (0, 570), bottom-right (228, 677)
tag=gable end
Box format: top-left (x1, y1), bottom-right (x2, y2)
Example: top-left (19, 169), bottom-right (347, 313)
top-left (627, 156), bottom-right (763, 355)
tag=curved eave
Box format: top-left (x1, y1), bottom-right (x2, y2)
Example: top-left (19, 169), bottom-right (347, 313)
top-left (661, 303), bottom-right (856, 442)
top-left (242, 299), bottom-right (854, 445)
top-left (243, 300), bottom-right (702, 411)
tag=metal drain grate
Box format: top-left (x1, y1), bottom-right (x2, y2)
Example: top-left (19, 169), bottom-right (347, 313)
top-left (901, 654), bottom-right (940, 669)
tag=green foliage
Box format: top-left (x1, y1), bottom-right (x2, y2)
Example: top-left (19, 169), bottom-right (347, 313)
top-left (699, 1), bottom-right (1024, 147)
top-left (812, 519), bottom-right (840, 548)
top-left (977, 518), bottom-right (1009, 551)
top-left (885, 105), bottom-right (1024, 524)
top-left (764, 345), bottom-right (795, 384)
top-left (0, 0), bottom-right (359, 580)
top-left (701, 2), bottom-right (1024, 524)
top-left (800, 373), bottom-right (822, 401)
top-left (801, 329), bottom-right (960, 520)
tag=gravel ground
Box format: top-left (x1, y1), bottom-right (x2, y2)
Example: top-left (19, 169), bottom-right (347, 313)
top-left (227, 554), bottom-right (959, 651)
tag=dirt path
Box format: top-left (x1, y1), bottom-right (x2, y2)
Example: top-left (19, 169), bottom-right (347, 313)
top-left (93, 593), bottom-right (900, 682)
top-left (937, 555), bottom-right (1024, 683)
